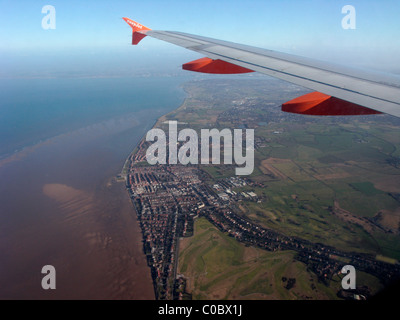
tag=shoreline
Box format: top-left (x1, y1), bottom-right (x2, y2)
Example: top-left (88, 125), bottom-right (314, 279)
top-left (0, 76), bottom-right (190, 299)
top-left (120, 85), bottom-right (191, 177)
top-left (120, 85), bottom-right (191, 299)
top-left (120, 119), bottom-right (156, 177)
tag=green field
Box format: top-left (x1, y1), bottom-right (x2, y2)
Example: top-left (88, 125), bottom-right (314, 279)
top-left (178, 218), bottom-right (346, 300)
top-left (246, 121), bottom-right (400, 258)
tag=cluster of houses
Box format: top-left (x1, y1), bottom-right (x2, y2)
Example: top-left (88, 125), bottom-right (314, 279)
top-left (126, 165), bottom-right (205, 299)
top-left (125, 152), bottom-right (400, 301)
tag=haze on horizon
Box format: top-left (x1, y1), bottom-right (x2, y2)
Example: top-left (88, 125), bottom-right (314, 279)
top-left (1, 0), bottom-right (399, 78)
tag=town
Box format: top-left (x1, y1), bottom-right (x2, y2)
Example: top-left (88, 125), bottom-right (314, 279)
top-left (124, 138), bottom-right (400, 300)
top-left (122, 78), bottom-right (400, 300)
top-left (145, 120), bottom-right (254, 175)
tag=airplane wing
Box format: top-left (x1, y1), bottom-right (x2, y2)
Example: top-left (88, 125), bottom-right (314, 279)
top-left (123, 17), bottom-right (400, 118)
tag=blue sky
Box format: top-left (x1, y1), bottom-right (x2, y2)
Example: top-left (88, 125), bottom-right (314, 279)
top-left (1, 0), bottom-right (399, 77)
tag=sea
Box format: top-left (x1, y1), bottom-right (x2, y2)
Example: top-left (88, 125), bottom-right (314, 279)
top-left (0, 76), bottom-right (188, 299)
top-left (0, 77), bottom-right (187, 159)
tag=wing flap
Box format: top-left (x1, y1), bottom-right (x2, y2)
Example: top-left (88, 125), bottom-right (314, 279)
top-left (183, 57), bottom-right (254, 74)
top-left (282, 92), bottom-right (382, 116)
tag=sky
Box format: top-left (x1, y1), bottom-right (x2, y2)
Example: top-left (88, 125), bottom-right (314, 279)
top-left (1, 0), bottom-right (400, 77)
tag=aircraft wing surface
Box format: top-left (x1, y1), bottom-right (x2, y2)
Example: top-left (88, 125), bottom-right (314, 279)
top-left (123, 17), bottom-right (400, 118)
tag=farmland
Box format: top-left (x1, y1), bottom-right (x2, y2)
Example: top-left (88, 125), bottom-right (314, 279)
top-left (170, 78), bottom-right (400, 299)
top-left (178, 217), bottom-right (347, 300)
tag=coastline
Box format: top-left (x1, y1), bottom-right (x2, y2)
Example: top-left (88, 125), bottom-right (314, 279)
top-left (121, 86), bottom-right (190, 176)
top-left (154, 86), bottom-right (191, 127)
top-left (0, 76), bottom-right (190, 299)
top-left (121, 83), bottom-right (190, 174)
top-left (120, 119), bottom-right (156, 177)
top-left (120, 86), bottom-right (191, 299)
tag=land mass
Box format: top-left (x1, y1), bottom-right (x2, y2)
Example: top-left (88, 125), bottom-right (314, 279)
top-left (123, 77), bottom-right (400, 300)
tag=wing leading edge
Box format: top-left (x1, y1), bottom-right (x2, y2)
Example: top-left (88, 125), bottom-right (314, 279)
top-left (123, 17), bottom-right (400, 118)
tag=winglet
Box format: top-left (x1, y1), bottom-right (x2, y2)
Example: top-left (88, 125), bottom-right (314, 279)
top-left (122, 17), bottom-right (151, 45)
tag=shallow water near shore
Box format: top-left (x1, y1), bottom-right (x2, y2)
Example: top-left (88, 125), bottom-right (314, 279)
top-left (0, 76), bottom-right (187, 299)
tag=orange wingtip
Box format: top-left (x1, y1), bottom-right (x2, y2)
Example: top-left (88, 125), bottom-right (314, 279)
top-left (123, 17), bottom-right (151, 45)
top-left (122, 17), bottom-right (151, 32)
